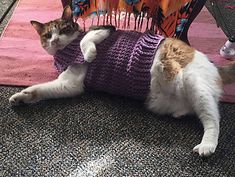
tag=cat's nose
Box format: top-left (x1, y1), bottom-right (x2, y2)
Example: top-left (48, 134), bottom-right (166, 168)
top-left (51, 38), bottom-right (59, 45)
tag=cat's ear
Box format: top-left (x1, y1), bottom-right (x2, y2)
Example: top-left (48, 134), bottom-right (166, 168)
top-left (62, 5), bottom-right (73, 21)
top-left (30, 21), bottom-right (44, 35)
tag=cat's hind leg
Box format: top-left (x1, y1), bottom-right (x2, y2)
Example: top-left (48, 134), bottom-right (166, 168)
top-left (186, 76), bottom-right (221, 156)
top-left (148, 56), bottom-right (192, 118)
top-left (9, 64), bottom-right (87, 105)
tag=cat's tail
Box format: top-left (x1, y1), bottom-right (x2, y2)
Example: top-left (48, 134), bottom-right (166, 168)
top-left (218, 61), bottom-right (235, 84)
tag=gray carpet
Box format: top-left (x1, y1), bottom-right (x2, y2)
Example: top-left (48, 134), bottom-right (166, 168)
top-left (1, 87), bottom-right (235, 177)
top-left (0, 1), bottom-right (235, 177)
top-left (0, 0), bottom-right (16, 36)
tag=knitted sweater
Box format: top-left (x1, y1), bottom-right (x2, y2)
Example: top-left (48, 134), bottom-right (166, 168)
top-left (54, 30), bottom-right (164, 100)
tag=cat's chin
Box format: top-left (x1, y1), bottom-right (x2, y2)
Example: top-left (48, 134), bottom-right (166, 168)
top-left (45, 48), bottom-right (59, 55)
top-left (45, 44), bottom-right (70, 55)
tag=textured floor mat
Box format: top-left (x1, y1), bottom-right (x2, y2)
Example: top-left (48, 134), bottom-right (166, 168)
top-left (1, 86), bottom-right (235, 176)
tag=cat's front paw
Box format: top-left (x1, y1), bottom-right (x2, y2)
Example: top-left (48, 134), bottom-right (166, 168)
top-left (193, 142), bottom-right (217, 156)
top-left (9, 91), bottom-right (39, 106)
top-left (83, 45), bottom-right (97, 63)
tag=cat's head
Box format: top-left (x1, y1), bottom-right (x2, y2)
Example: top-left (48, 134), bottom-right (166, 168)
top-left (31, 6), bottom-right (82, 55)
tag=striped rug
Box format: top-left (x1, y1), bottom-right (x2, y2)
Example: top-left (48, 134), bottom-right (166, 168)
top-left (0, 0), bottom-right (234, 102)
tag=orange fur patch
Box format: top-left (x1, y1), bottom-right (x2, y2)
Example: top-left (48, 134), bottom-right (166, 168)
top-left (158, 38), bottom-right (195, 80)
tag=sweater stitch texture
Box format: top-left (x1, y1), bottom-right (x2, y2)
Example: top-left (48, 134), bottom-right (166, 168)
top-left (54, 30), bottom-right (164, 100)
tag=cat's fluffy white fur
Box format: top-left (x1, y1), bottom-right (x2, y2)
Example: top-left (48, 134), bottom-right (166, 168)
top-left (148, 49), bottom-right (221, 156)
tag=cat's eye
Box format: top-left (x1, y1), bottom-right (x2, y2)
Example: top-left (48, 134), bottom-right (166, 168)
top-left (44, 33), bottom-right (52, 38)
top-left (59, 26), bottom-right (71, 34)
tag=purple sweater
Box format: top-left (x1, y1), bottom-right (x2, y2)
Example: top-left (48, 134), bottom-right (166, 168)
top-left (54, 30), bottom-right (164, 100)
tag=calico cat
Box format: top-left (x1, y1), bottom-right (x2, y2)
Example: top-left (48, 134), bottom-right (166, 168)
top-left (9, 6), bottom-right (235, 156)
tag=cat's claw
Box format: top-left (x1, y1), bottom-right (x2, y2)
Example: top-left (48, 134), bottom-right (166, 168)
top-left (193, 142), bottom-right (217, 156)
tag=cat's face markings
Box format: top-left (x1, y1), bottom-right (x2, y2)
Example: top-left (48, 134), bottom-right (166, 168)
top-left (30, 6), bottom-right (81, 55)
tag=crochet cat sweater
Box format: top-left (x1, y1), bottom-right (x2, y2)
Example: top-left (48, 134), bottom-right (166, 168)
top-left (54, 30), bottom-right (164, 100)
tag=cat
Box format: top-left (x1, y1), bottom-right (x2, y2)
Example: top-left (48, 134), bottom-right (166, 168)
top-left (9, 6), bottom-right (235, 157)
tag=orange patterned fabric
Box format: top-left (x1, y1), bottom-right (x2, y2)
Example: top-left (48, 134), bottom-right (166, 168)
top-left (160, 0), bottom-right (191, 16)
top-left (72, 0), bottom-right (193, 37)
top-left (72, 0), bottom-right (191, 19)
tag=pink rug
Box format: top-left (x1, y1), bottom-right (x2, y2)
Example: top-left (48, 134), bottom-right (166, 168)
top-left (0, 0), bottom-right (234, 102)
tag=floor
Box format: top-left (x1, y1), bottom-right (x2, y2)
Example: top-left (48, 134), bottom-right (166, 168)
top-left (0, 1), bottom-right (235, 177)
